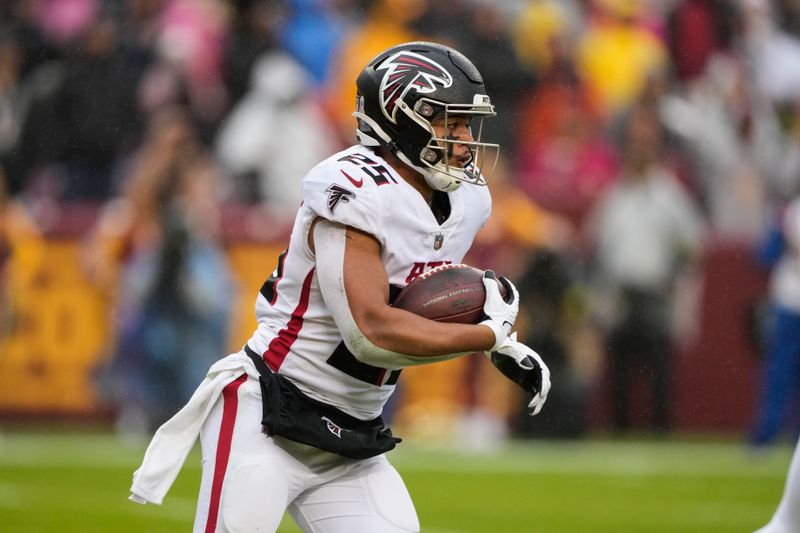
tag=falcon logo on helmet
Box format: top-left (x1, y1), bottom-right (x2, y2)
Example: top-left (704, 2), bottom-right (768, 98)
top-left (377, 51), bottom-right (453, 124)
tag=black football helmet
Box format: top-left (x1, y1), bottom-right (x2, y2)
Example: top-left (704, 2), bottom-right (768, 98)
top-left (354, 41), bottom-right (499, 192)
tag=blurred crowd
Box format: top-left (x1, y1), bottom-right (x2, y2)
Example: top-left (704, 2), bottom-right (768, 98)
top-left (2, 0), bottom-right (800, 443)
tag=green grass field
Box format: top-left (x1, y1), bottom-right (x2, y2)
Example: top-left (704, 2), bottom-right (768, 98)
top-left (0, 430), bottom-right (793, 532)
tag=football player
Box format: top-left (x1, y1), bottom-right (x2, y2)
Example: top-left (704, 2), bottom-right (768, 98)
top-left (130, 41), bottom-right (550, 533)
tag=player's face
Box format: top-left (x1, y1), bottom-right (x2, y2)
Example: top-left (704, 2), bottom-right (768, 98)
top-left (431, 115), bottom-right (474, 168)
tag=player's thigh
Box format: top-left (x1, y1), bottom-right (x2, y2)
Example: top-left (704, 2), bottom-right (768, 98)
top-left (289, 455), bottom-right (419, 533)
top-left (195, 376), bottom-right (299, 532)
top-left (218, 454), bottom-right (293, 533)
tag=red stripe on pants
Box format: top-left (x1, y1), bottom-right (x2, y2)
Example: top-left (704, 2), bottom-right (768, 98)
top-left (205, 374), bottom-right (247, 533)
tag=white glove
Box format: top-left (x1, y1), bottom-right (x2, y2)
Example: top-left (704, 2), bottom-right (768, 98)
top-left (485, 333), bottom-right (551, 416)
top-left (479, 270), bottom-right (519, 352)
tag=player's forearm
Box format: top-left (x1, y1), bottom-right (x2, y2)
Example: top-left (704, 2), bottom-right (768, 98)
top-left (356, 305), bottom-right (496, 357)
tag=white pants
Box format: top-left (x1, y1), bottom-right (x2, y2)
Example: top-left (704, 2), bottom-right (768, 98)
top-left (193, 375), bottom-right (420, 533)
top-left (755, 435), bottom-right (800, 533)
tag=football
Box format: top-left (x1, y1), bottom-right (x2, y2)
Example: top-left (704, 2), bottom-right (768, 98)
top-left (392, 264), bottom-right (508, 324)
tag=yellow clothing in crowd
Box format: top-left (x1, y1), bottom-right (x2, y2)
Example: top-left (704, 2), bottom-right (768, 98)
top-left (326, 2), bottom-right (423, 139)
top-left (577, 21), bottom-right (667, 115)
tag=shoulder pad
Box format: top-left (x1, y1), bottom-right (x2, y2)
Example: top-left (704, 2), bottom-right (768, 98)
top-left (303, 160), bottom-right (382, 238)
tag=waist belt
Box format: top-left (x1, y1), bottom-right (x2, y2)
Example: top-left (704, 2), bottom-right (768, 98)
top-left (243, 345), bottom-right (401, 459)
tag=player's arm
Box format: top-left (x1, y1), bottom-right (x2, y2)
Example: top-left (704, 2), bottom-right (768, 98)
top-left (311, 218), bottom-right (514, 366)
top-left (344, 225), bottom-right (494, 356)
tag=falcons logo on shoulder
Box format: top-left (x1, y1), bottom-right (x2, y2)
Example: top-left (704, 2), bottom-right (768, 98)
top-left (326, 184), bottom-right (356, 213)
top-left (377, 51), bottom-right (453, 124)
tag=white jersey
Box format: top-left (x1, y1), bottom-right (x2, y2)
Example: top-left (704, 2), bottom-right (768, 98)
top-left (245, 145), bottom-right (491, 419)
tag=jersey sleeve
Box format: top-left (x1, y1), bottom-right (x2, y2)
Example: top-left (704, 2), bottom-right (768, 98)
top-left (302, 158), bottom-right (383, 242)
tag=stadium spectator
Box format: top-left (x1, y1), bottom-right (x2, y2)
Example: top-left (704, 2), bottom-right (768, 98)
top-left (84, 105), bottom-right (234, 434)
top-left (772, 99), bottom-right (800, 199)
top-left (154, 0), bottom-right (230, 137)
top-left (0, 164), bottom-right (44, 342)
top-left (0, 1), bottom-right (59, 78)
top-left (457, 157), bottom-right (573, 447)
top-left (750, 194), bottom-right (800, 446)
top-left (279, 0), bottom-right (346, 85)
top-left (666, 0), bottom-right (735, 83)
top-left (2, 8), bottom-right (144, 199)
top-left (660, 52), bottom-right (784, 239)
top-left (511, 0), bottom-right (585, 77)
top-left (740, 0), bottom-right (800, 105)
top-left (0, 30), bottom-right (27, 194)
top-left (515, 44), bottom-right (618, 228)
top-left (56, 13), bottom-right (142, 200)
top-left (215, 50), bottom-right (339, 216)
top-left (514, 249), bottom-right (602, 439)
top-left (576, 0), bottom-right (668, 118)
top-left (586, 101), bottom-right (705, 433)
top-left (410, 0), bottom-right (472, 47)
top-left (222, 0), bottom-right (284, 104)
top-left (31, 0), bottom-right (99, 45)
top-left (325, 0), bottom-right (425, 140)
top-left (449, 2), bottom-right (535, 152)
top-left (484, 159), bottom-right (600, 440)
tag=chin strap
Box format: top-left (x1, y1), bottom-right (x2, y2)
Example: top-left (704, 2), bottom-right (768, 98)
top-left (396, 151), bottom-right (462, 192)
